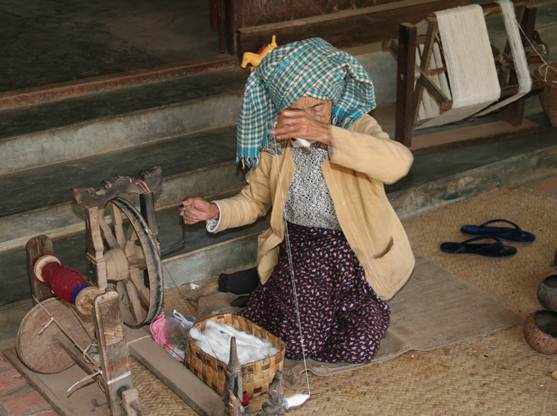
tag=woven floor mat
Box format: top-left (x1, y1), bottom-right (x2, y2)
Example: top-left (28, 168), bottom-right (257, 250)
top-left (403, 185), bottom-right (557, 318)
top-left (307, 257), bottom-right (520, 376)
top-left (130, 185), bottom-right (557, 415)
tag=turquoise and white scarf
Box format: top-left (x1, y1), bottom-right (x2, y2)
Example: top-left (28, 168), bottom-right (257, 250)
top-left (237, 37), bottom-right (376, 168)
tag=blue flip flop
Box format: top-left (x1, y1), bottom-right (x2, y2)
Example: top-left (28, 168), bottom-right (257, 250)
top-left (460, 219), bottom-right (535, 243)
top-left (440, 236), bottom-right (517, 258)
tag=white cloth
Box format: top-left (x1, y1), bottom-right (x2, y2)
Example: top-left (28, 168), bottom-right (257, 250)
top-left (206, 201), bottom-right (222, 233)
top-left (418, 5), bottom-right (501, 128)
top-left (476, 0), bottom-right (532, 116)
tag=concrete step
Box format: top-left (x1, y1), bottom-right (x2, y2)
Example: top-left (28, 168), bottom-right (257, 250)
top-left (0, 68), bottom-right (246, 175)
top-left (0, 203), bottom-right (267, 305)
top-left (0, 126), bottom-right (246, 253)
top-left (1, 127), bottom-right (556, 308)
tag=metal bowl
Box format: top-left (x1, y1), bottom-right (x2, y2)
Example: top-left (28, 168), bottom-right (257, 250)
top-left (538, 274), bottom-right (557, 312)
top-left (523, 310), bottom-right (557, 354)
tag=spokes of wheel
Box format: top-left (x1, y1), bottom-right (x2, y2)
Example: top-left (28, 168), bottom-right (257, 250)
top-left (101, 197), bottom-right (163, 327)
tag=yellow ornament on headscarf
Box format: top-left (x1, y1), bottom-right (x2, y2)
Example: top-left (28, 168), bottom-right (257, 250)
top-left (241, 35), bottom-right (278, 72)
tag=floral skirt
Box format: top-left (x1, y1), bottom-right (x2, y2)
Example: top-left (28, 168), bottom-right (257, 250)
top-left (242, 222), bottom-right (390, 363)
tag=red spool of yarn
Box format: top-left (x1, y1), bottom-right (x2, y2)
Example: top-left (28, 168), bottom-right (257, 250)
top-left (37, 258), bottom-right (90, 304)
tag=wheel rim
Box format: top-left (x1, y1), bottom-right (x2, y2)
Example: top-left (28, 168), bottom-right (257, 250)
top-left (97, 197), bottom-right (163, 327)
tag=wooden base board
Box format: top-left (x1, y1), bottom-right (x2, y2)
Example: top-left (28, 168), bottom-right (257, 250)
top-left (4, 349), bottom-right (110, 416)
top-left (411, 119), bottom-right (542, 151)
top-left (125, 327), bottom-right (224, 416)
top-left (5, 327), bottom-right (224, 416)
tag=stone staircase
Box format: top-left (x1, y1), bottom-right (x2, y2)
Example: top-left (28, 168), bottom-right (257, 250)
top-left (0, 68), bottom-right (248, 304)
top-left (1, 51), bottom-right (557, 342)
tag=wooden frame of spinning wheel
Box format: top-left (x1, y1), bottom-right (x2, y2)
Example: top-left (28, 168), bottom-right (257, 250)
top-left (23, 237), bottom-right (143, 416)
top-left (14, 168), bottom-right (164, 416)
top-left (73, 166), bottom-right (164, 328)
top-left (392, 0), bottom-right (545, 151)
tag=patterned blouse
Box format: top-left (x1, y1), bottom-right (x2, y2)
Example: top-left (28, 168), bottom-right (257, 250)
top-left (207, 145), bottom-right (340, 232)
top-left (284, 145), bottom-right (340, 230)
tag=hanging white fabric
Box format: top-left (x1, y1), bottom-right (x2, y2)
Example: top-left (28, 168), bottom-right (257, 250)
top-left (417, 5), bottom-right (501, 129)
top-left (476, 0), bottom-right (532, 116)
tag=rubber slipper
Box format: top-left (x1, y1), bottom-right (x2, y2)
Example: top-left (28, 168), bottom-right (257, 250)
top-left (460, 219), bottom-right (535, 243)
top-left (440, 236), bottom-right (517, 258)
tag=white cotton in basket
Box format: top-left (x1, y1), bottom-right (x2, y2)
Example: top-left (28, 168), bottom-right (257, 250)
top-left (190, 321), bottom-right (279, 365)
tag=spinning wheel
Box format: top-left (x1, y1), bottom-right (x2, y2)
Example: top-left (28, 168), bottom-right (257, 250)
top-left (98, 197), bottom-right (163, 327)
top-left (74, 167), bottom-right (164, 328)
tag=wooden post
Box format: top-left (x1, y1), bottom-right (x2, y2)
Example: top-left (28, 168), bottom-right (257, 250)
top-left (395, 23), bottom-right (418, 147)
top-left (84, 207), bottom-right (108, 291)
top-left (216, 0), bottom-right (227, 53)
top-left (94, 291), bottom-right (139, 416)
top-left (25, 236), bottom-right (55, 303)
top-left (413, 21), bottom-right (438, 124)
top-left (224, 0), bottom-right (243, 56)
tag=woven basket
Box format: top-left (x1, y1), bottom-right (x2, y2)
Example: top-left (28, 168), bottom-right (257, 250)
top-left (536, 62), bottom-right (557, 127)
top-left (184, 314), bottom-right (285, 396)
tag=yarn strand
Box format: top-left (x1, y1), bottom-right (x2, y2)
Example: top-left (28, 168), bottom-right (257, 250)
top-left (272, 137), bottom-right (312, 398)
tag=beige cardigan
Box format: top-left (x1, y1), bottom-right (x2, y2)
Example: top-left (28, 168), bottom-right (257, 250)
top-left (213, 114), bottom-right (415, 300)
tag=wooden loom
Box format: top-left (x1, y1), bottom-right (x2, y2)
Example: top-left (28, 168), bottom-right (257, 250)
top-left (392, 1), bottom-right (546, 150)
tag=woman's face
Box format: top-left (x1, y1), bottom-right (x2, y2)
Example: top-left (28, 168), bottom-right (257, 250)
top-left (290, 96), bottom-right (333, 124)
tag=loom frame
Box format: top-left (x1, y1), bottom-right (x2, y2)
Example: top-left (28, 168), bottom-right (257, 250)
top-left (393, 1), bottom-right (544, 150)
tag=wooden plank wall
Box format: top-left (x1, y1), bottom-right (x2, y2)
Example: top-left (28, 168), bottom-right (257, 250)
top-left (222, 0), bottom-right (471, 55)
top-left (233, 0), bottom-right (400, 27)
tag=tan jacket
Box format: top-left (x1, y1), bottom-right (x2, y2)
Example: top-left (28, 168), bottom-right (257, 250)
top-left (213, 114), bottom-right (415, 300)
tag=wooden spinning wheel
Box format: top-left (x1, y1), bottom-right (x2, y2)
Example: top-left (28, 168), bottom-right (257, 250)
top-left (73, 167), bottom-right (164, 328)
top-left (100, 197), bottom-right (163, 327)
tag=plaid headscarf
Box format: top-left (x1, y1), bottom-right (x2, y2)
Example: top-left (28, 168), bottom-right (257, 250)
top-left (237, 37), bottom-right (376, 168)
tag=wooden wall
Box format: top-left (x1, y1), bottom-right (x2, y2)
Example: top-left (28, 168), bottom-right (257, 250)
top-left (234, 0), bottom-right (400, 27)
top-left (220, 0), bottom-right (473, 55)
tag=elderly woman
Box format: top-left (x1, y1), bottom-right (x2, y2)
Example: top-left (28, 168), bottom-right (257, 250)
top-left (181, 38), bottom-right (414, 364)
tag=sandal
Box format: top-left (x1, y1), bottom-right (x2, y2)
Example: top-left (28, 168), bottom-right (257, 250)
top-left (460, 219), bottom-right (535, 243)
top-left (440, 236), bottom-right (517, 258)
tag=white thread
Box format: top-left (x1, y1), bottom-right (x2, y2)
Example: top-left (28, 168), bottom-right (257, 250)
top-left (477, 0), bottom-right (532, 116)
top-left (126, 334), bottom-right (152, 346)
top-left (66, 370), bottom-right (102, 395)
top-left (272, 139), bottom-right (312, 398)
top-left (107, 370), bottom-right (132, 385)
top-left (418, 4), bottom-right (501, 128)
top-left (38, 317), bottom-right (54, 335)
top-left (33, 297), bottom-right (88, 355)
top-left (516, 23), bottom-right (557, 83)
top-left (418, 3), bottom-right (555, 127)
top-left (282, 217), bottom-right (312, 396)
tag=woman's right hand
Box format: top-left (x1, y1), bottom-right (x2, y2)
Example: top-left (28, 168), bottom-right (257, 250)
top-left (180, 197), bottom-right (219, 224)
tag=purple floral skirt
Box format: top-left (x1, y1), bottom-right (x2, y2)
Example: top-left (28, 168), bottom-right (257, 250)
top-left (242, 222), bottom-right (390, 363)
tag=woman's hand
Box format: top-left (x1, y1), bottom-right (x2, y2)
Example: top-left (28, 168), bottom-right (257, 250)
top-left (274, 109), bottom-right (333, 146)
top-left (180, 197), bottom-right (219, 224)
